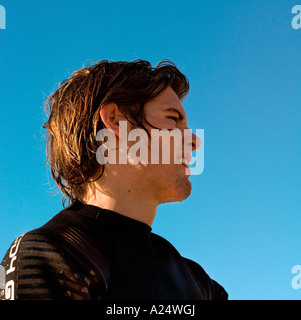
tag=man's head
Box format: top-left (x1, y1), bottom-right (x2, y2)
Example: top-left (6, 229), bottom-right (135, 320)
top-left (43, 59), bottom-right (198, 205)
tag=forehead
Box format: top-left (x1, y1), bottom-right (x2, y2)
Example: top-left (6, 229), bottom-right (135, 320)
top-left (144, 87), bottom-right (186, 115)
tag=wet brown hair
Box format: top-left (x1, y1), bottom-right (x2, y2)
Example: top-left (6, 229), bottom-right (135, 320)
top-left (43, 59), bottom-right (189, 205)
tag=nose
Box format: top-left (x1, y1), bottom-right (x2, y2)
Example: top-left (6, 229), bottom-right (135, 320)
top-left (184, 129), bottom-right (201, 152)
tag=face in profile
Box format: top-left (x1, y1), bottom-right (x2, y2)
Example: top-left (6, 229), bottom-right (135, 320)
top-left (123, 86), bottom-right (201, 204)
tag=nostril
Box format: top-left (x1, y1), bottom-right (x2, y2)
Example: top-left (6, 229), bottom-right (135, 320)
top-left (183, 129), bottom-right (201, 151)
top-left (194, 135), bottom-right (202, 149)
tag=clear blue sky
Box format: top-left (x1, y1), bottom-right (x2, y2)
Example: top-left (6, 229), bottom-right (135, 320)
top-left (0, 0), bottom-right (300, 300)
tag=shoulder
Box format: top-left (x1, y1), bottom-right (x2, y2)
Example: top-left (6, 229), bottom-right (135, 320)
top-left (150, 232), bottom-right (182, 255)
top-left (183, 257), bottom-right (228, 300)
top-left (0, 203), bottom-right (113, 300)
top-left (150, 233), bottom-right (228, 300)
top-left (0, 229), bottom-right (91, 300)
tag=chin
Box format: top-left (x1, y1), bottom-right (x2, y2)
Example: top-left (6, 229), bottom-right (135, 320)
top-left (161, 177), bottom-right (192, 204)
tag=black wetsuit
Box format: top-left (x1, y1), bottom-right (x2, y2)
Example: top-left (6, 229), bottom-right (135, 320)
top-left (0, 201), bottom-right (228, 300)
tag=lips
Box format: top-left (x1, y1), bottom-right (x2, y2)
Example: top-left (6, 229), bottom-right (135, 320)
top-left (177, 156), bottom-right (191, 167)
top-left (182, 158), bottom-right (188, 167)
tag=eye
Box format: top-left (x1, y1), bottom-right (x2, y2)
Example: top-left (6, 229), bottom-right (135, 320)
top-left (167, 116), bottom-right (179, 122)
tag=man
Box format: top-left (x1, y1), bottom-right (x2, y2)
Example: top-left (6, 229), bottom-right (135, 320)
top-left (0, 59), bottom-right (228, 300)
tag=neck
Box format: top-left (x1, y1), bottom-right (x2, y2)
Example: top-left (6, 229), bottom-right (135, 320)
top-left (84, 167), bottom-right (158, 227)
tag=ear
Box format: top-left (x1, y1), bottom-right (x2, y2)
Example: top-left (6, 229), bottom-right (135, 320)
top-left (99, 103), bottom-right (125, 137)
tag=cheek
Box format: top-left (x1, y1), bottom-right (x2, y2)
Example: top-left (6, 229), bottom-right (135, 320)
top-left (145, 114), bottom-right (167, 129)
top-left (145, 135), bottom-right (181, 166)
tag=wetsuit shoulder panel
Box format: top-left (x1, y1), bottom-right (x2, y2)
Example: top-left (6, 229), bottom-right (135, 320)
top-left (0, 230), bottom-right (92, 300)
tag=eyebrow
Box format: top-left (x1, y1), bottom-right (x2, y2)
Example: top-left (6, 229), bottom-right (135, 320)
top-left (165, 107), bottom-right (185, 120)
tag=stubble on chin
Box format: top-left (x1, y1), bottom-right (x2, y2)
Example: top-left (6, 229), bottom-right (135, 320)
top-left (176, 175), bottom-right (192, 200)
top-left (160, 175), bottom-right (192, 204)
